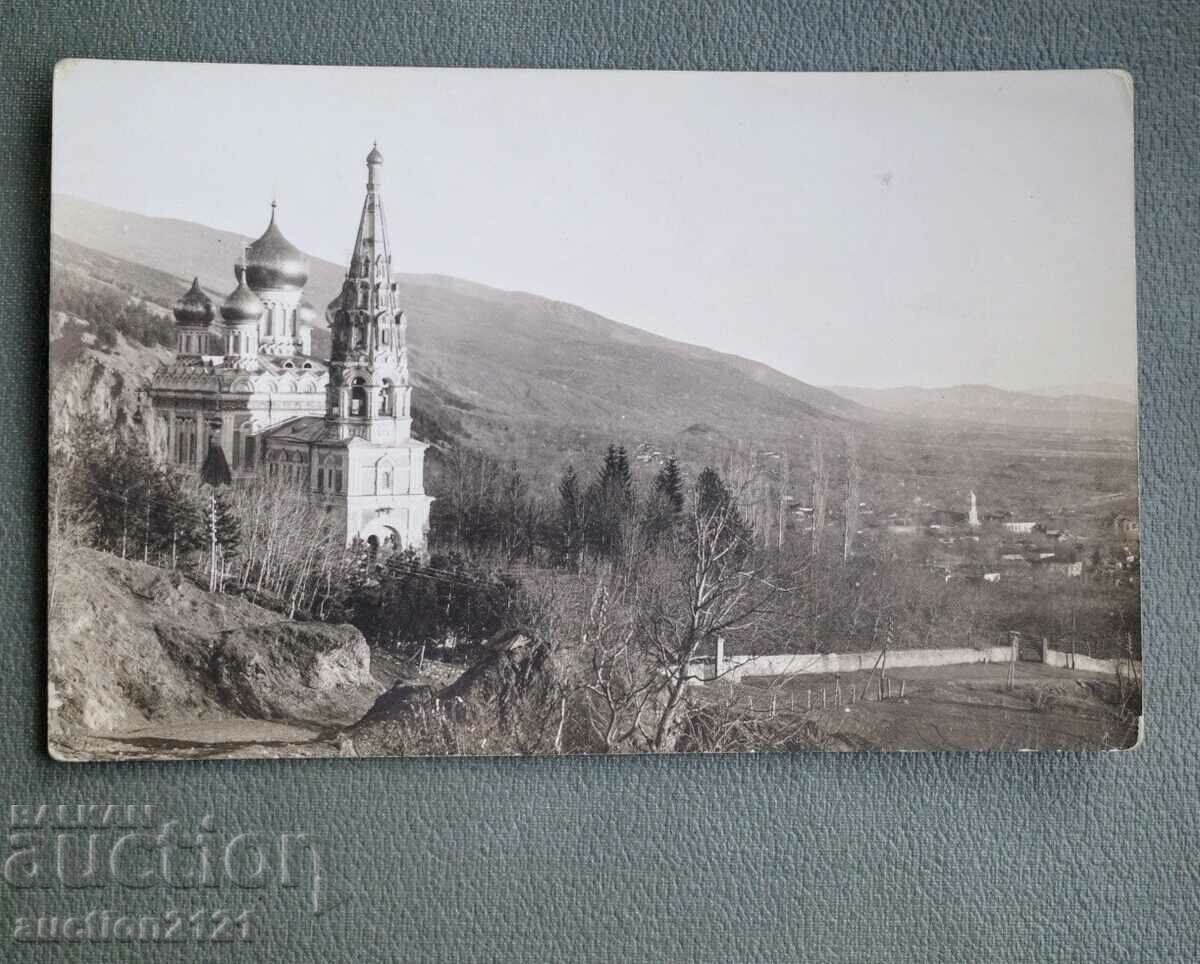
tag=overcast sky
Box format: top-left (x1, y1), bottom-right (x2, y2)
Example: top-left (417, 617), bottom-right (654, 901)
top-left (52, 61), bottom-right (1135, 392)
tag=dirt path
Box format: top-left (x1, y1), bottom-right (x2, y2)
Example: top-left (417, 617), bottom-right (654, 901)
top-left (53, 720), bottom-right (343, 761)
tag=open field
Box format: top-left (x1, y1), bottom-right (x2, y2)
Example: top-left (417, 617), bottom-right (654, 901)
top-left (697, 662), bottom-right (1139, 751)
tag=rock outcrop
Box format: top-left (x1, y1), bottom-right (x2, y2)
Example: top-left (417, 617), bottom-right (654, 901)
top-left (356, 628), bottom-right (545, 723)
top-left (49, 547), bottom-right (384, 754)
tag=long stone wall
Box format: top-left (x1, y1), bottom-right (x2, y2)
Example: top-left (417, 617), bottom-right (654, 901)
top-left (712, 646), bottom-right (1012, 682)
top-left (1042, 648), bottom-right (1142, 678)
top-left (691, 644), bottom-right (1140, 683)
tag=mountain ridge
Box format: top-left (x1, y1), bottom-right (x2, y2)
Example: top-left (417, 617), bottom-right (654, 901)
top-left (51, 192), bottom-right (863, 421)
top-left (826, 382), bottom-right (1136, 433)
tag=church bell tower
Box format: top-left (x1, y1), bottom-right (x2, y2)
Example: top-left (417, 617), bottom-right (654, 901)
top-left (324, 144), bottom-right (413, 445)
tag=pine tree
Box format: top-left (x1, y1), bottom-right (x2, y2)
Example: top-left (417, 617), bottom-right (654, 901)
top-left (654, 457), bottom-right (684, 514)
top-left (614, 446), bottom-right (632, 493)
top-left (586, 444), bottom-right (636, 560)
top-left (693, 466), bottom-right (751, 555)
top-left (695, 466), bottom-right (728, 518)
top-left (212, 491), bottom-right (241, 559)
top-left (598, 444), bottom-right (633, 497)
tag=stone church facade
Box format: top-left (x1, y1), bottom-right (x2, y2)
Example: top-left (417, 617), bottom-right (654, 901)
top-left (148, 146), bottom-right (433, 553)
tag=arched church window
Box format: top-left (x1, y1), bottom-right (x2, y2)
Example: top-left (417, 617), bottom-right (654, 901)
top-left (379, 379), bottom-right (392, 416)
top-left (350, 377), bottom-right (368, 416)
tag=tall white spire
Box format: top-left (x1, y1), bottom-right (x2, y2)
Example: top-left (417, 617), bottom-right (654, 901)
top-left (324, 145), bottom-right (411, 439)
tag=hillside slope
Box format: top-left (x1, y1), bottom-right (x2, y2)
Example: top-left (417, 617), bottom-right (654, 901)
top-left (50, 195), bottom-right (866, 475)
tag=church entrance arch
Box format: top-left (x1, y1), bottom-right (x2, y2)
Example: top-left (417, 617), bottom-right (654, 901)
top-left (362, 523), bottom-right (402, 559)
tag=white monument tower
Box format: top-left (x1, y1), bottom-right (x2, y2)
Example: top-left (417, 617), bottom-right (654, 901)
top-left (968, 490), bottom-right (980, 528)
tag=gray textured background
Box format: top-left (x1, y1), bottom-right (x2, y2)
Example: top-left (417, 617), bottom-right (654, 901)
top-left (2, 2), bottom-right (1195, 961)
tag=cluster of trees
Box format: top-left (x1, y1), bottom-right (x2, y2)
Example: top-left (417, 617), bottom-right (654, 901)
top-left (49, 413), bottom-right (365, 620)
top-left (369, 457), bottom-right (809, 755)
top-left (554, 445), bottom-right (688, 566)
top-left (429, 442), bottom-right (749, 575)
top-left (49, 272), bottom-right (175, 350)
top-left (221, 477), bottom-right (369, 619)
top-left (50, 414), bottom-right (210, 572)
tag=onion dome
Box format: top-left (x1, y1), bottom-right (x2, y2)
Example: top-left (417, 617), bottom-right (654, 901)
top-left (325, 291), bottom-right (346, 325)
top-left (366, 143), bottom-right (384, 166)
top-left (220, 267), bottom-right (264, 324)
top-left (173, 277), bottom-right (215, 327)
top-left (297, 298), bottom-right (319, 328)
top-left (244, 202), bottom-right (309, 291)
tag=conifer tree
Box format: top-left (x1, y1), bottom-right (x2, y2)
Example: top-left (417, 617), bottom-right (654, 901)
top-left (693, 466), bottom-right (751, 556)
top-left (212, 491), bottom-right (241, 559)
top-left (654, 457), bottom-right (684, 514)
top-left (586, 444), bottom-right (636, 560)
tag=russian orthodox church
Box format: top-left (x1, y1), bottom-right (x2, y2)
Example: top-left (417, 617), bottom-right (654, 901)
top-left (148, 145), bottom-right (433, 553)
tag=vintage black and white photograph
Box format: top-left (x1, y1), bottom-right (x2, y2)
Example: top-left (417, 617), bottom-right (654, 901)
top-left (47, 62), bottom-right (1140, 759)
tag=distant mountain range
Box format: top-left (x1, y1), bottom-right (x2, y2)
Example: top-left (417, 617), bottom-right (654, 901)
top-left (1026, 382), bottom-right (1137, 404)
top-left (826, 383), bottom-right (1136, 434)
top-left (49, 195), bottom-right (867, 478)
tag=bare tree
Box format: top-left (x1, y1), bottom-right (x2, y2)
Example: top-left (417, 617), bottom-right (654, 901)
top-left (586, 479), bottom-right (794, 751)
top-left (810, 435), bottom-right (828, 559)
top-left (842, 435), bottom-right (859, 563)
top-left (778, 450), bottom-right (790, 550)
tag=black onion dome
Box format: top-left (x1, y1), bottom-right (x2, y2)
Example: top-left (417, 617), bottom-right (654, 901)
top-left (173, 277), bottom-right (215, 326)
top-left (221, 273), bottom-right (264, 324)
top-left (245, 205), bottom-right (309, 291)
